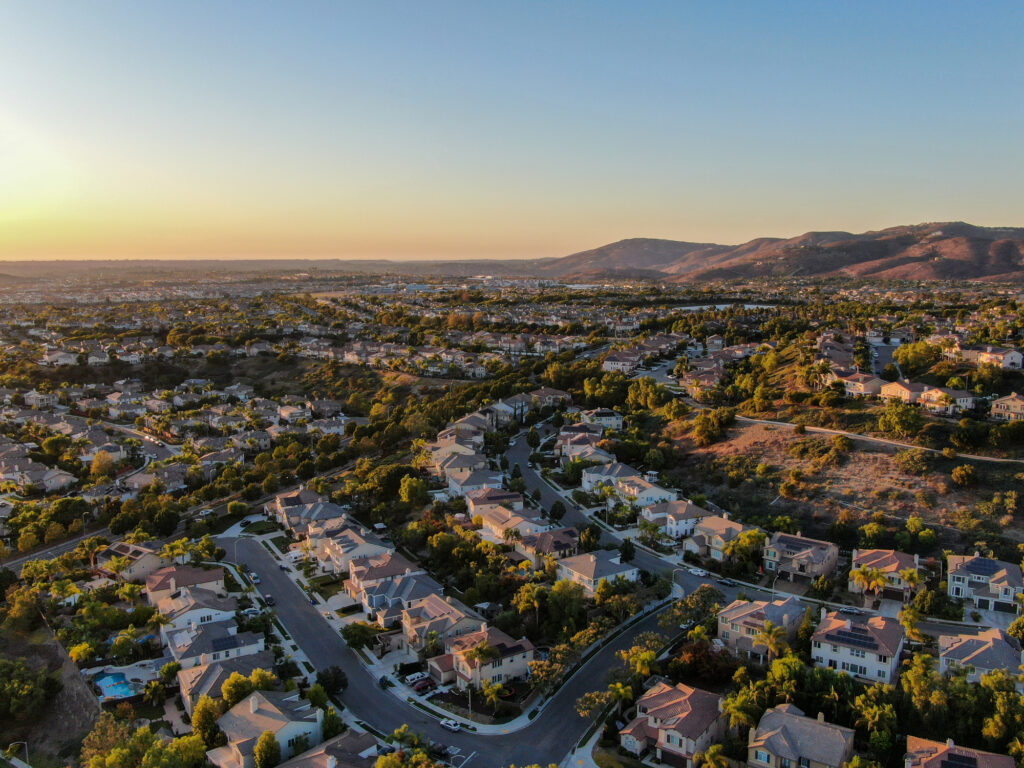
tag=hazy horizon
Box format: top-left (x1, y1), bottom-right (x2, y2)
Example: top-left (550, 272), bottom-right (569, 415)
top-left (2, 2), bottom-right (1022, 261)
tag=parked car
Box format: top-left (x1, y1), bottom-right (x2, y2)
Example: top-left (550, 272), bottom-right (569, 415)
top-left (439, 719), bottom-right (461, 733)
top-left (249, 572), bottom-right (261, 584)
top-left (405, 672), bottom-right (428, 685)
top-left (839, 606), bottom-right (863, 615)
top-left (264, 594), bottom-right (275, 606)
top-left (716, 577), bottom-right (736, 587)
top-left (688, 567), bottom-right (708, 577)
top-left (413, 678), bottom-right (436, 693)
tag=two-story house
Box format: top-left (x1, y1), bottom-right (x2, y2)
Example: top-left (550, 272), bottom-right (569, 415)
top-left (717, 597), bottom-right (806, 664)
top-left (763, 532), bottom-right (838, 583)
top-left (947, 553), bottom-right (1023, 614)
top-left (748, 704), bottom-right (854, 768)
top-left (581, 462), bottom-right (641, 493)
top-left (428, 625), bottom-right (534, 689)
top-left (515, 527), bottom-right (579, 569)
top-left (167, 620), bottom-right (266, 670)
top-left (641, 499), bottom-right (712, 540)
top-left (939, 628), bottom-right (1024, 688)
top-left (848, 549), bottom-right (920, 601)
top-left (400, 593), bottom-right (484, 653)
top-left (905, 736), bottom-right (1015, 768)
top-left (683, 515), bottom-right (756, 562)
top-left (619, 681), bottom-right (728, 767)
top-left (146, 566), bottom-right (226, 604)
top-left (555, 550), bottom-right (639, 596)
top-left (991, 392), bottom-right (1024, 422)
top-left (811, 610), bottom-right (905, 683)
top-left (613, 476), bottom-right (676, 509)
top-left (156, 587), bottom-right (238, 642)
top-left (207, 691), bottom-right (323, 768)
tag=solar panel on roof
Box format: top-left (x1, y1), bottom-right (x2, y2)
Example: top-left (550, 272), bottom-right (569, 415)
top-left (825, 630), bottom-right (879, 650)
top-left (211, 636), bottom-right (237, 652)
top-left (941, 754), bottom-right (978, 768)
top-left (963, 558), bottom-right (1000, 576)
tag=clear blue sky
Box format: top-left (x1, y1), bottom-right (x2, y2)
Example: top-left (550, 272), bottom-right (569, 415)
top-left (0, 1), bottom-right (1021, 259)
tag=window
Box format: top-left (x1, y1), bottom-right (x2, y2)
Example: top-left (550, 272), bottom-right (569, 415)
top-left (851, 648), bottom-right (865, 658)
top-left (754, 750), bottom-right (771, 764)
top-left (812, 641), bottom-right (821, 649)
top-left (877, 655), bottom-right (888, 663)
top-left (799, 759), bottom-right (810, 768)
top-left (721, 631), bottom-right (730, 640)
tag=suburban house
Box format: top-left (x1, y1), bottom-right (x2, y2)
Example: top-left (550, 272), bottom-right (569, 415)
top-left (811, 610), bottom-right (905, 683)
top-left (146, 565), bottom-right (226, 604)
top-left (476, 505), bottom-right (551, 541)
top-left (947, 553), bottom-right (1024, 614)
top-left (905, 736), bottom-right (1015, 768)
top-left (400, 593), bottom-right (484, 652)
top-left (207, 691), bottom-right (324, 768)
top-left (579, 408), bottom-right (624, 430)
top-left (848, 549), bottom-right (920, 601)
top-left (156, 586), bottom-right (238, 641)
top-left (836, 372), bottom-right (884, 397)
top-left (465, 487), bottom-right (524, 517)
top-left (763, 532), bottom-right (838, 583)
top-left (97, 542), bottom-right (172, 581)
top-left (991, 392), bottom-right (1024, 422)
top-left (581, 462), bottom-right (641, 492)
top-left (880, 379), bottom-right (927, 404)
top-left (515, 527), bottom-right (579, 569)
top-left (717, 597), bottom-right (806, 664)
top-left (274, 732), bottom-right (378, 768)
top-left (308, 518), bottom-right (393, 574)
top-left (683, 515), bottom-right (756, 562)
top-left (275, 501), bottom-right (348, 538)
top-left (555, 550), bottom-right (639, 596)
top-left (357, 572), bottom-right (442, 627)
top-left (641, 500), bottom-right (712, 540)
top-left (956, 345), bottom-right (1023, 370)
top-left (176, 650), bottom-right (277, 716)
top-left (747, 704), bottom-right (855, 768)
top-left (602, 350), bottom-right (642, 373)
top-left (428, 625), bottom-right (534, 689)
top-left (939, 628), bottom-right (1024, 687)
top-left (167, 620), bottom-right (267, 669)
top-left (447, 468), bottom-right (504, 496)
top-left (345, 552), bottom-right (426, 609)
top-left (613, 476), bottom-right (676, 508)
top-left (918, 386), bottom-right (976, 415)
top-left (266, 487), bottom-right (326, 526)
top-left (619, 681), bottom-right (729, 767)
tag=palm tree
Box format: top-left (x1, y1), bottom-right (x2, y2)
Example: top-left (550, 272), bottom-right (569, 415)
top-left (117, 583), bottom-right (144, 604)
top-left (75, 537), bottom-right (107, 572)
top-left (850, 566), bottom-right (886, 606)
top-left (694, 744), bottom-right (728, 768)
top-left (143, 679), bottom-right (166, 706)
top-left (898, 568), bottom-right (923, 600)
top-left (687, 624), bottom-right (710, 644)
top-left (106, 555), bottom-right (131, 582)
top-left (147, 611), bottom-right (172, 635)
top-left (481, 680), bottom-right (504, 714)
top-left (607, 681), bottom-right (634, 715)
top-left (753, 620), bottom-right (789, 664)
top-left (898, 605), bottom-right (927, 643)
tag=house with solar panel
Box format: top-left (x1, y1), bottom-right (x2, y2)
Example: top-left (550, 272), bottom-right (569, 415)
top-left (905, 736), bottom-right (1015, 768)
top-left (811, 609), bottom-right (905, 683)
top-left (947, 553), bottom-right (1024, 615)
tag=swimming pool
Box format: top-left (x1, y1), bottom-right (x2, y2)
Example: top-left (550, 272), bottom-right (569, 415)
top-left (95, 672), bottom-right (136, 700)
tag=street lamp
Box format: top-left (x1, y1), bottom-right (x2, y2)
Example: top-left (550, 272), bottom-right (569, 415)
top-left (769, 569), bottom-right (781, 600)
top-left (7, 742), bottom-right (29, 766)
top-left (671, 567), bottom-right (688, 596)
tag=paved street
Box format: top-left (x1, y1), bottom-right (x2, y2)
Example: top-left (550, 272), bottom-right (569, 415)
top-left (225, 535), bottom-right (674, 768)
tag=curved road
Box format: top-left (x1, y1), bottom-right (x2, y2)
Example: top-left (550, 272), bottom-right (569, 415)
top-left (225, 535), bottom-right (669, 768)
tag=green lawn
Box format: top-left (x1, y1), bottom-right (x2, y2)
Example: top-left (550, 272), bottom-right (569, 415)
top-left (269, 535), bottom-right (292, 554)
top-left (310, 575), bottom-right (347, 599)
top-left (243, 520), bottom-right (280, 535)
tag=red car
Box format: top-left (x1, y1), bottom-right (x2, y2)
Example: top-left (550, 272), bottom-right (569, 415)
top-left (412, 678), bottom-right (436, 693)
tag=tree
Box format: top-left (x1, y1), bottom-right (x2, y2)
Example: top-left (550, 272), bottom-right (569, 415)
top-left (526, 427), bottom-right (541, 449)
top-left (549, 500), bottom-right (566, 521)
top-left (322, 706), bottom-right (344, 739)
top-left (659, 584), bottom-right (725, 630)
top-left (91, 450), bottom-right (117, 478)
top-left (695, 744), bottom-right (729, 768)
top-left (951, 464), bottom-right (977, 487)
top-left (877, 401), bottom-right (923, 440)
top-left (253, 731), bottom-right (281, 768)
top-left (222, 671), bottom-right (255, 708)
top-left (399, 475), bottom-right (429, 507)
top-left (316, 666), bottom-right (348, 697)
top-left (160, 661), bottom-right (182, 684)
top-left (752, 620), bottom-right (788, 663)
top-left (619, 538), bottom-right (635, 562)
top-left (81, 712), bottom-right (133, 766)
top-left (849, 565), bottom-right (887, 605)
top-left (340, 621), bottom-right (378, 649)
top-left (143, 679), bottom-right (166, 706)
top-left (482, 680), bottom-right (505, 713)
top-left (191, 694), bottom-right (222, 747)
top-left (306, 683), bottom-right (328, 709)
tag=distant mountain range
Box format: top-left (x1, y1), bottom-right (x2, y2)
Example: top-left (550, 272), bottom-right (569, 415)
top-left (541, 222), bottom-right (1024, 282)
top-left (3, 222), bottom-right (1023, 283)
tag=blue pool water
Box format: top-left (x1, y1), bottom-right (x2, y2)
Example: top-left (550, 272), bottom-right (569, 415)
top-left (95, 672), bottom-right (136, 700)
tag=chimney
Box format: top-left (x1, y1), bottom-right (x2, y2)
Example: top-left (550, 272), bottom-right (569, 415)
top-left (817, 712), bottom-right (825, 723)
top-left (250, 696), bottom-right (259, 714)
top-left (820, 607), bottom-right (828, 622)
top-left (844, 619), bottom-right (852, 630)
top-left (946, 738), bottom-right (955, 748)
top-left (326, 757), bottom-right (337, 768)
top-left (169, 577), bottom-right (176, 593)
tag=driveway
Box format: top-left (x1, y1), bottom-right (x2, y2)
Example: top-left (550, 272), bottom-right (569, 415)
top-left (222, 535), bottom-right (673, 768)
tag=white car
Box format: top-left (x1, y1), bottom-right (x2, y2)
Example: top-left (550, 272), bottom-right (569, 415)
top-left (688, 567), bottom-right (709, 577)
top-left (249, 572), bottom-right (261, 584)
top-left (439, 718), bottom-right (461, 733)
top-left (404, 672), bottom-right (428, 685)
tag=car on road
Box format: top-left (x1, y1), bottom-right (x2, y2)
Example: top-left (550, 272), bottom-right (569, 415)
top-left (716, 577), bottom-right (736, 587)
top-left (688, 567), bottom-right (709, 577)
top-left (839, 606), bottom-right (863, 615)
top-left (279, 563), bottom-right (288, 571)
top-left (249, 572), bottom-right (260, 584)
top-left (439, 719), bottom-right (461, 733)
top-left (264, 594), bottom-right (276, 606)
top-left (240, 519), bottom-right (252, 527)
top-left (509, 439), bottom-right (517, 446)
